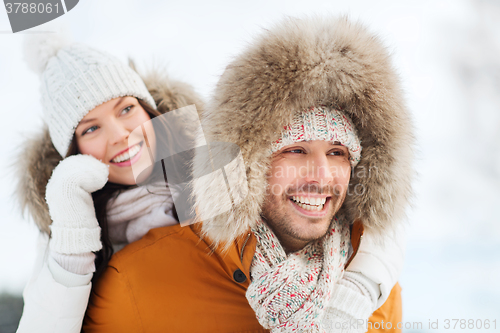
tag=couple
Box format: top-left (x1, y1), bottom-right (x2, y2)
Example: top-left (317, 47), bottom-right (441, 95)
top-left (16, 16), bottom-right (413, 333)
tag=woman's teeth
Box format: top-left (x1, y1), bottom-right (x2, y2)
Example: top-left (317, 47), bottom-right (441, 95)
top-left (111, 143), bottom-right (141, 163)
top-left (291, 196), bottom-right (327, 211)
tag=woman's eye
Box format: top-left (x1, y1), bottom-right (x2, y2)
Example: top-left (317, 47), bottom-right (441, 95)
top-left (121, 105), bottom-right (133, 115)
top-left (82, 125), bottom-right (98, 135)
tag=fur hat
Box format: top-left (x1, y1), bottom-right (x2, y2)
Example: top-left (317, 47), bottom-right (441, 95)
top-left (192, 16), bottom-right (415, 246)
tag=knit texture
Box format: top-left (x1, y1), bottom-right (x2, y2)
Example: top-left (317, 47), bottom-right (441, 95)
top-left (346, 224), bottom-right (406, 309)
top-left (342, 271), bottom-right (380, 311)
top-left (49, 251), bottom-right (96, 276)
top-left (46, 154), bottom-right (109, 254)
top-left (246, 217), bottom-right (350, 332)
top-left (39, 43), bottom-right (157, 157)
top-left (270, 105), bottom-right (361, 167)
top-left (321, 280), bottom-right (373, 333)
top-left (106, 181), bottom-right (177, 243)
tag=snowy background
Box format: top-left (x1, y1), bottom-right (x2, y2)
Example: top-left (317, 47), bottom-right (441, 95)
top-left (1, 0), bottom-right (499, 331)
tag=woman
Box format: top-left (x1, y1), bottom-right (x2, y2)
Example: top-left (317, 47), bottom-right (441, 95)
top-left (15, 33), bottom-right (203, 333)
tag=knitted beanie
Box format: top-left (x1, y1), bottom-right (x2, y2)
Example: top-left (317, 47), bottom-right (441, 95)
top-left (271, 106), bottom-right (362, 167)
top-left (24, 33), bottom-right (157, 157)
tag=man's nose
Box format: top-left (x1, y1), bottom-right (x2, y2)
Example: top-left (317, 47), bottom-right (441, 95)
top-left (302, 153), bottom-right (333, 185)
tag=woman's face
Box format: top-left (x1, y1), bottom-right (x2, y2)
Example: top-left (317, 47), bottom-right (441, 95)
top-left (75, 96), bottom-right (157, 185)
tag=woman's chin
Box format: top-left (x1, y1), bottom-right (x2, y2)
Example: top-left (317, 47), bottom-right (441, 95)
top-left (107, 160), bottom-right (156, 185)
top-left (134, 164), bottom-right (156, 185)
top-left (108, 174), bottom-right (136, 186)
top-left (108, 168), bottom-right (140, 186)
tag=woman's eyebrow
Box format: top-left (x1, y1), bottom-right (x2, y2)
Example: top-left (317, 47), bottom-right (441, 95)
top-left (113, 97), bottom-right (126, 109)
top-left (77, 97), bottom-right (129, 128)
top-left (78, 118), bottom-right (96, 125)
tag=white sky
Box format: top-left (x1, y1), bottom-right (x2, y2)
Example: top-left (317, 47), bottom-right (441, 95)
top-left (1, 0), bottom-right (499, 329)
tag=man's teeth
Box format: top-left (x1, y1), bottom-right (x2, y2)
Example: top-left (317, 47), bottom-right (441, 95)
top-left (291, 196), bottom-right (327, 211)
top-left (111, 144), bottom-right (141, 163)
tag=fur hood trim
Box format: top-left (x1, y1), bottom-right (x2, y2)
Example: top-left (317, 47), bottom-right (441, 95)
top-left (193, 16), bottom-right (415, 246)
top-left (15, 64), bottom-right (204, 234)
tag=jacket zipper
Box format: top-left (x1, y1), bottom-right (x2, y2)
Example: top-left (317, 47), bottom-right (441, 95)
top-left (240, 232), bottom-right (252, 263)
top-left (345, 223), bottom-right (364, 267)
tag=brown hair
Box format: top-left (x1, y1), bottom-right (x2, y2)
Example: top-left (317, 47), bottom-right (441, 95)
top-left (66, 98), bottom-right (181, 281)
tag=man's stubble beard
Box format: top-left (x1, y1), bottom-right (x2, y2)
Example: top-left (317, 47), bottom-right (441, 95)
top-left (261, 185), bottom-right (347, 246)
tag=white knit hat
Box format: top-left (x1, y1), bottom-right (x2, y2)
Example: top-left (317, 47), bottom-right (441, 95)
top-left (24, 33), bottom-right (157, 157)
top-left (271, 105), bottom-right (362, 167)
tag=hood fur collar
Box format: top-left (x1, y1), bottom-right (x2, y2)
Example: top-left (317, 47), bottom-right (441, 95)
top-left (16, 65), bottom-right (204, 234)
top-left (193, 16), bottom-right (415, 245)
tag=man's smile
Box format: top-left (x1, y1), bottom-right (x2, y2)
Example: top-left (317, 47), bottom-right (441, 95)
top-left (288, 195), bottom-right (332, 217)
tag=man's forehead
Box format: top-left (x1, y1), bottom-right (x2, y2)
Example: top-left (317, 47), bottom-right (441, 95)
top-left (282, 140), bottom-right (343, 147)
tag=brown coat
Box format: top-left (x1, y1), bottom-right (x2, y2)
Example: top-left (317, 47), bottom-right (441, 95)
top-left (83, 221), bottom-right (401, 333)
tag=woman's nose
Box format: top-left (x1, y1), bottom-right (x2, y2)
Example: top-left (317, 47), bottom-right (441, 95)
top-left (108, 120), bottom-right (130, 145)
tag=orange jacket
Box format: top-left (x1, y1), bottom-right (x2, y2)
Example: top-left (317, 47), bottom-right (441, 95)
top-left (83, 222), bottom-right (401, 333)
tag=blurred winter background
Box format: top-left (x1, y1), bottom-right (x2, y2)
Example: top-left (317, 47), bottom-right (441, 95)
top-left (1, 0), bottom-right (499, 332)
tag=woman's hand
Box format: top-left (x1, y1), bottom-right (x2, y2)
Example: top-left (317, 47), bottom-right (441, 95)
top-left (45, 154), bottom-right (109, 254)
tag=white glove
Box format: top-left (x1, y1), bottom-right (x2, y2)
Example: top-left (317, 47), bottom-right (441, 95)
top-left (322, 279), bottom-right (373, 333)
top-left (346, 224), bottom-right (406, 309)
top-left (45, 154), bottom-right (109, 254)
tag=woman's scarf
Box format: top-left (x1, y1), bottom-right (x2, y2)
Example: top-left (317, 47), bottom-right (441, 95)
top-left (246, 216), bottom-right (350, 332)
top-left (106, 182), bottom-right (178, 244)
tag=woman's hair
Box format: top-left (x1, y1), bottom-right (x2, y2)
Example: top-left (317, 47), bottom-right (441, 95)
top-left (66, 98), bottom-right (182, 281)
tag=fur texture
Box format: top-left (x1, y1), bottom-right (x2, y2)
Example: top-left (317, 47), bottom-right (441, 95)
top-left (15, 65), bottom-right (204, 235)
top-left (193, 16), bottom-right (415, 246)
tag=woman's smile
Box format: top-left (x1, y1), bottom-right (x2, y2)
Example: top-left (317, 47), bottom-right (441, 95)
top-left (110, 141), bottom-right (144, 166)
top-left (76, 97), bottom-right (157, 185)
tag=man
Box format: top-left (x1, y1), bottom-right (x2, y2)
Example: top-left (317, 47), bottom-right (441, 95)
top-left (83, 16), bottom-right (413, 332)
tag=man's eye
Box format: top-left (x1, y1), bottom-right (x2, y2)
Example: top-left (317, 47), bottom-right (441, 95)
top-left (121, 105), bottom-right (133, 115)
top-left (287, 149), bottom-right (305, 154)
top-left (82, 125), bottom-right (98, 135)
top-left (328, 150), bottom-right (345, 156)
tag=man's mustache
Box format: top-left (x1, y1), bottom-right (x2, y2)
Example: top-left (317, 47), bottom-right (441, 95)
top-left (283, 183), bottom-right (342, 197)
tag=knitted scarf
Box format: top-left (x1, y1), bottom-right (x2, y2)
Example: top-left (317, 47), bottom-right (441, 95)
top-left (106, 181), bottom-right (178, 244)
top-left (246, 216), bottom-right (350, 332)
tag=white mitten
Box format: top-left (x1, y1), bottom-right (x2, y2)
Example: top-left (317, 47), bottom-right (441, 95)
top-left (346, 224), bottom-right (406, 309)
top-left (45, 154), bottom-right (109, 254)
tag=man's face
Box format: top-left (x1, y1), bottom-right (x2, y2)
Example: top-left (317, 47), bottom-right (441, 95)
top-left (261, 140), bottom-right (351, 252)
